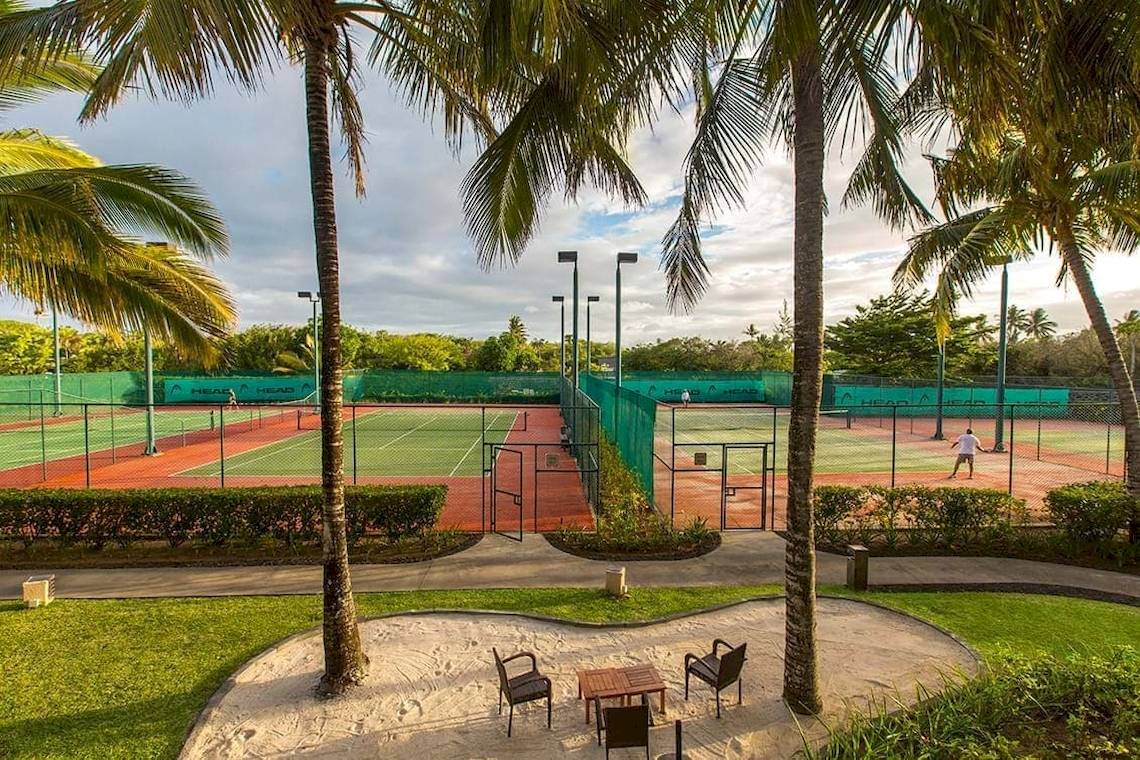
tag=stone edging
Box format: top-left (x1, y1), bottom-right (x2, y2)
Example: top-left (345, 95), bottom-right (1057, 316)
top-left (871, 582), bottom-right (1139, 607)
top-left (177, 594), bottom-right (979, 758)
top-left (540, 531), bottom-right (722, 562)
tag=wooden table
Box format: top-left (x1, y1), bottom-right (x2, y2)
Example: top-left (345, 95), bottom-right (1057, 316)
top-left (577, 664), bottom-right (666, 724)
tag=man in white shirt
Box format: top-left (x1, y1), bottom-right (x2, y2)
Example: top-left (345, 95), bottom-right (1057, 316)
top-left (948, 427), bottom-right (987, 479)
top-left (680, 389), bottom-right (691, 408)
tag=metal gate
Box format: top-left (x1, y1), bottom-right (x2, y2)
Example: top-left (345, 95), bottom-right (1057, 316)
top-left (490, 446), bottom-right (524, 541)
top-left (721, 443), bottom-right (770, 530)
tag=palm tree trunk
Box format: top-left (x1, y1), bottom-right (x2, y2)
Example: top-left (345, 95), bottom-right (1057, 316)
top-left (303, 36), bottom-right (369, 695)
top-left (783, 45), bottom-right (825, 716)
top-left (1058, 230), bottom-right (1140, 542)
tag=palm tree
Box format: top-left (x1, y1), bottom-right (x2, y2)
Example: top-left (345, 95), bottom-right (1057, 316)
top-left (507, 316), bottom-right (527, 343)
top-left (743, 323), bottom-right (762, 342)
top-left (1116, 310), bottom-right (1140, 378)
top-left (274, 334), bottom-right (315, 375)
top-left (1026, 308), bottom-right (1057, 341)
top-left (0, 0), bottom-right (662, 694)
top-left (1005, 305), bottom-right (1029, 343)
top-left (891, 2), bottom-right (1140, 521)
top-left (0, 40), bottom-right (234, 358)
top-left (462, 0), bottom-right (940, 714)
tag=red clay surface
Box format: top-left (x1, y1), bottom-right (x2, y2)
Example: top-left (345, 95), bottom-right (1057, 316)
top-left (0, 405), bottom-right (594, 533)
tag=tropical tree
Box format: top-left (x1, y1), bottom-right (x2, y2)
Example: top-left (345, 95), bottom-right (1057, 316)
top-left (1117, 310), bottom-right (1140, 377)
top-left (461, 0), bottom-right (943, 712)
top-left (274, 333), bottom-right (315, 375)
top-left (0, 33), bottom-right (234, 358)
top-left (507, 315), bottom-right (527, 343)
top-left (743, 323), bottom-right (762, 342)
top-left (1005, 305), bottom-right (1029, 343)
top-left (890, 1), bottom-right (1140, 523)
top-left (1025, 308), bottom-right (1057, 341)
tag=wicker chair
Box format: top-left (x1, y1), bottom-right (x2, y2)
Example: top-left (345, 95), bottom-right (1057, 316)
top-left (594, 702), bottom-right (650, 759)
top-left (684, 639), bottom-right (747, 718)
top-left (492, 647), bottom-right (552, 737)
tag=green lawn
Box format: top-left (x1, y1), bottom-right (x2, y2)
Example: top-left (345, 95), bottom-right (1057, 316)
top-left (179, 407), bottom-right (518, 478)
top-left (1, 586), bottom-right (1136, 759)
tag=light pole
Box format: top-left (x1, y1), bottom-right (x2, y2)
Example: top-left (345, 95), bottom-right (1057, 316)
top-left (932, 345), bottom-right (945, 440)
top-left (585, 296), bottom-right (600, 374)
top-left (552, 296), bottom-right (565, 377)
top-left (143, 324), bottom-right (158, 454)
top-left (298, 291), bottom-right (321, 406)
top-left (615, 252), bottom-right (638, 390)
top-left (34, 304), bottom-right (62, 415)
top-left (558, 251), bottom-right (580, 390)
top-left (993, 262), bottom-right (1010, 451)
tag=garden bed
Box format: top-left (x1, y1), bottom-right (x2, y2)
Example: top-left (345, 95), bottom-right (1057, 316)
top-left (544, 528), bottom-right (720, 561)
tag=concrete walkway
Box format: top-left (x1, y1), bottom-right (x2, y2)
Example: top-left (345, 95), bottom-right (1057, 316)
top-left (3, 532), bottom-right (1138, 602)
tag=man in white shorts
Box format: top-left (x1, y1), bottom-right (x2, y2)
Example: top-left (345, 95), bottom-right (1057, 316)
top-left (680, 389), bottom-right (691, 408)
top-left (948, 427), bottom-right (987, 479)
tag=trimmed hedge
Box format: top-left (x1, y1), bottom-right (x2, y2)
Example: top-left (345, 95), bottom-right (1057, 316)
top-left (0, 486), bottom-right (446, 549)
top-left (813, 484), bottom-right (1026, 550)
top-left (1045, 480), bottom-right (1136, 543)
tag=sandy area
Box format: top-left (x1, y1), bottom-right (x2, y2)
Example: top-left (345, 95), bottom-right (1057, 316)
top-left (181, 598), bottom-right (976, 759)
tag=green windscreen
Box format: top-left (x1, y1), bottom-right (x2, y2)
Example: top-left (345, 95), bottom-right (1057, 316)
top-left (581, 374), bottom-right (656, 500)
top-left (356, 371), bottom-right (560, 403)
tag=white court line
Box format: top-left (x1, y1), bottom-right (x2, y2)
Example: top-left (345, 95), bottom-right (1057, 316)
top-left (449, 411), bottom-right (516, 476)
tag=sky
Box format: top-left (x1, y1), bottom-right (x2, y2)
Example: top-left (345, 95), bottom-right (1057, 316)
top-left (4, 64), bottom-right (1138, 347)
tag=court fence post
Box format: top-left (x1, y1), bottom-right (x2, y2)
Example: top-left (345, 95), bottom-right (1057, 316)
top-left (219, 405), bottom-right (226, 488)
top-left (1008, 404), bottom-right (1015, 498)
top-left (670, 405), bottom-right (677, 529)
top-left (83, 404), bottom-right (91, 488)
top-left (890, 406), bottom-right (897, 488)
top-left (352, 404), bottom-right (358, 485)
top-left (110, 403), bottom-right (116, 463)
top-left (39, 399), bottom-right (47, 481)
top-left (1105, 418), bottom-right (1112, 475)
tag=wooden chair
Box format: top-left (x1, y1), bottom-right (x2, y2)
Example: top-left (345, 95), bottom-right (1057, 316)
top-left (594, 702), bottom-right (650, 759)
top-left (492, 647), bottom-right (552, 737)
top-left (684, 639), bottom-right (747, 718)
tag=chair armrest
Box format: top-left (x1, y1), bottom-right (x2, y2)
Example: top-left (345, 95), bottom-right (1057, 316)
top-left (501, 651), bottom-right (538, 671)
top-left (684, 652), bottom-right (699, 670)
top-left (713, 639), bottom-right (736, 656)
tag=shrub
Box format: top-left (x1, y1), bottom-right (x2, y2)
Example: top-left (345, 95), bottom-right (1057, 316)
top-left (811, 484), bottom-right (1024, 550)
top-left (1045, 481), bottom-right (1136, 543)
top-left (0, 485), bottom-right (447, 549)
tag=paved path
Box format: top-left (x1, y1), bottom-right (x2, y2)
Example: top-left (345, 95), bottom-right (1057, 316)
top-left (2, 532), bottom-right (1137, 601)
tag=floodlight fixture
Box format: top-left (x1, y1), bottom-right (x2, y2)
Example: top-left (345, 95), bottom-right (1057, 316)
top-left (617, 252), bottom-right (638, 265)
top-left (557, 250), bottom-right (578, 263)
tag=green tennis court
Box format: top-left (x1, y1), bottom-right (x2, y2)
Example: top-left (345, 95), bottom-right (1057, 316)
top-left (0, 405), bottom-right (223, 470)
top-left (664, 407), bottom-right (1124, 476)
top-left (179, 407), bottom-right (520, 478)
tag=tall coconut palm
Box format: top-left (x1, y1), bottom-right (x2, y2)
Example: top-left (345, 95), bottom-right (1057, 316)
top-left (890, 2), bottom-right (1140, 525)
top-left (461, 0), bottom-right (953, 713)
top-left (0, 42), bottom-right (234, 359)
top-left (0, 0), bottom-right (661, 694)
top-left (1005, 305), bottom-right (1029, 343)
top-left (1026, 308), bottom-right (1057, 341)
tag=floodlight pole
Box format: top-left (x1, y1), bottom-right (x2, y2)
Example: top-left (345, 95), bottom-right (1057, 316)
top-left (298, 291), bottom-right (321, 406)
top-left (993, 262), bottom-right (1009, 451)
top-left (558, 251), bottom-right (581, 390)
top-left (615, 252), bottom-right (638, 391)
top-left (51, 304), bottom-right (61, 416)
top-left (932, 346), bottom-right (945, 440)
top-left (552, 296), bottom-right (565, 376)
top-left (586, 296), bottom-right (600, 373)
top-left (143, 324), bottom-right (158, 455)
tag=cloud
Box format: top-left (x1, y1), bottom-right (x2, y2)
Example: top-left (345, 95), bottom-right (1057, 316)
top-left (2, 67), bottom-right (1136, 349)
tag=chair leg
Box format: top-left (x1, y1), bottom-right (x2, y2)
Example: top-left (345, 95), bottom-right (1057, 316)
top-left (684, 671), bottom-right (689, 700)
top-left (508, 703), bottom-right (514, 737)
top-left (716, 689), bottom-right (721, 719)
top-left (739, 678), bottom-right (743, 704)
top-left (547, 695), bottom-right (552, 728)
top-left (498, 690), bottom-right (503, 715)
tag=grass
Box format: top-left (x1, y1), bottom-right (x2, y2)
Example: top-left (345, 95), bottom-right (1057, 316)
top-left (1, 586), bottom-right (1137, 759)
top-left (179, 407), bottom-right (518, 478)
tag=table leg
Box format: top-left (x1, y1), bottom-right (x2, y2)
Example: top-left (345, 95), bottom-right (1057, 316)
top-left (659, 689), bottom-right (666, 714)
top-left (585, 697), bottom-right (591, 724)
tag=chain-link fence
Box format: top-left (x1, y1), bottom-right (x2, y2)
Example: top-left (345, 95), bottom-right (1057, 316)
top-left (0, 399), bottom-right (597, 533)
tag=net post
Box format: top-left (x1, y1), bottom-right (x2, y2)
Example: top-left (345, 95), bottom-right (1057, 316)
top-left (219, 405), bottom-right (226, 488)
top-left (83, 404), bottom-right (91, 488)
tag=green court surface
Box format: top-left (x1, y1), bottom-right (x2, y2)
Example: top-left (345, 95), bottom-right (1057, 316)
top-left (0, 406), bottom-right (225, 470)
top-left (180, 408), bottom-right (519, 478)
top-left (664, 408), bottom-right (1123, 476)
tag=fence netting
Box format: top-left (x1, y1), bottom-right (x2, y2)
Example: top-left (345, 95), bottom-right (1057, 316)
top-left (580, 374), bottom-right (656, 500)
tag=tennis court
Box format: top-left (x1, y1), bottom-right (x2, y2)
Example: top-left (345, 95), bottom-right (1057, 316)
top-left (178, 407), bottom-right (521, 478)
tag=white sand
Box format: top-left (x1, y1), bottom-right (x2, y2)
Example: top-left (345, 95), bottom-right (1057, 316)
top-left (181, 598), bottom-right (976, 759)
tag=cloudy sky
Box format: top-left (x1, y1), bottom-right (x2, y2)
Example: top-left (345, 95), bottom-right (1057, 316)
top-left (5, 66), bottom-right (1138, 346)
